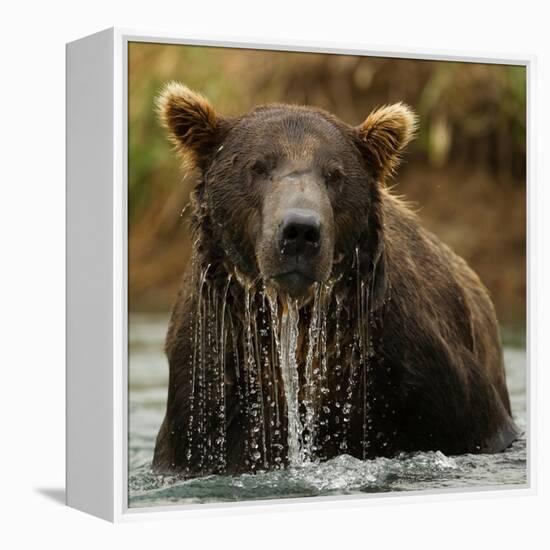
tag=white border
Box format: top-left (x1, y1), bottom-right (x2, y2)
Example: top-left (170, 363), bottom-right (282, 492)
top-left (114, 28), bottom-right (534, 522)
top-left (113, 27), bottom-right (126, 523)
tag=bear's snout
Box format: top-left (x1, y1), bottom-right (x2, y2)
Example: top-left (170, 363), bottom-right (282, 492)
top-left (253, 165), bottom-right (335, 299)
top-left (257, 177), bottom-right (334, 299)
top-left (274, 209), bottom-right (324, 297)
top-left (278, 209), bottom-right (321, 258)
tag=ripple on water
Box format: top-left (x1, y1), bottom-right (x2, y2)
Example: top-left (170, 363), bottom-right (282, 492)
top-left (128, 315), bottom-right (527, 508)
top-left (128, 442), bottom-right (526, 507)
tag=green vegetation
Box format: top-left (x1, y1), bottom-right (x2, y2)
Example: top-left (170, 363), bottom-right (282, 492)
top-left (128, 42), bottom-right (526, 325)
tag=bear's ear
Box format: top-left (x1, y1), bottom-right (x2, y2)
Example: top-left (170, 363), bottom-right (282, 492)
top-left (156, 82), bottom-right (228, 167)
top-left (356, 103), bottom-right (417, 182)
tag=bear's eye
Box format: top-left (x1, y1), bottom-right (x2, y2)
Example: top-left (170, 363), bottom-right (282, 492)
top-left (251, 159), bottom-right (271, 178)
top-left (324, 167), bottom-right (343, 186)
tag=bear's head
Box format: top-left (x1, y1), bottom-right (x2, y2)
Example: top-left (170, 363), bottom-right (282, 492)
top-left (157, 83), bottom-right (416, 304)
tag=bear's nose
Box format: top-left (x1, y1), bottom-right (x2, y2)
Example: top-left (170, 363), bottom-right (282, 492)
top-left (279, 209), bottom-right (321, 257)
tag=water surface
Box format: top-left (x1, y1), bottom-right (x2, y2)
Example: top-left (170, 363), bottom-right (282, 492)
top-left (128, 314), bottom-right (527, 508)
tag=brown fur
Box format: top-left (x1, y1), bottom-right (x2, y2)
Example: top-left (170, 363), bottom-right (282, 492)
top-left (152, 85), bottom-right (519, 476)
top-left (156, 82), bottom-right (228, 170)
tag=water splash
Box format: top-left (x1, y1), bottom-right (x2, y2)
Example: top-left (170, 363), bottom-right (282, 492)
top-left (217, 275), bottom-right (232, 471)
top-left (186, 263), bottom-right (210, 471)
top-left (243, 285), bottom-right (259, 469)
top-left (130, 312), bottom-right (527, 507)
top-left (302, 284), bottom-right (321, 462)
top-left (265, 288), bottom-right (284, 467)
top-left (302, 283), bottom-right (333, 461)
top-left (183, 251), bottom-right (379, 473)
top-left (355, 247), bottom-right (371, 459)
top-left (130, 451), bottom-right (465, 506)
top-left (277, 297), bottom-right (302, 467)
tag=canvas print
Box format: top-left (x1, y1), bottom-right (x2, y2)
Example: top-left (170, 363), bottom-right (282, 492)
top-left (128, 42), bottom-right (526, 508)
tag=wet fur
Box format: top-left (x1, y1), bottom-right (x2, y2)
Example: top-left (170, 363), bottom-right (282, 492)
top-left (152, 86), bottom-right (519, 475)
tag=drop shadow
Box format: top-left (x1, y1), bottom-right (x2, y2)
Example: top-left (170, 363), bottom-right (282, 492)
top-left (35, 487), bottom-right (66, 505)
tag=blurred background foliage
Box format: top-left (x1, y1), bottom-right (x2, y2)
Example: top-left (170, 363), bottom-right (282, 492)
top-left (128, 42), bottom-right (526, 326)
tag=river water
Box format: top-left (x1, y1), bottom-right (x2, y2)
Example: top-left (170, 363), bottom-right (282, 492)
top-left (128, 315), bottom-right (527, 508)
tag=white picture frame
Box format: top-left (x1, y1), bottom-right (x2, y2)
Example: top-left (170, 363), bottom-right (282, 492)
top-left (66, 27), bottom-right (534, 522)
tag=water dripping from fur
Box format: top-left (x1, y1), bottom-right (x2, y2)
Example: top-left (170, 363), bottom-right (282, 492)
top-left (277, 297), bottom-right (302, 466)
top-left (183, 255), bottom-right (376, 474)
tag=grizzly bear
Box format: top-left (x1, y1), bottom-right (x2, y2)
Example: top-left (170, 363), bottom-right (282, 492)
top-left (152, 82), bottom-right (519, 476)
